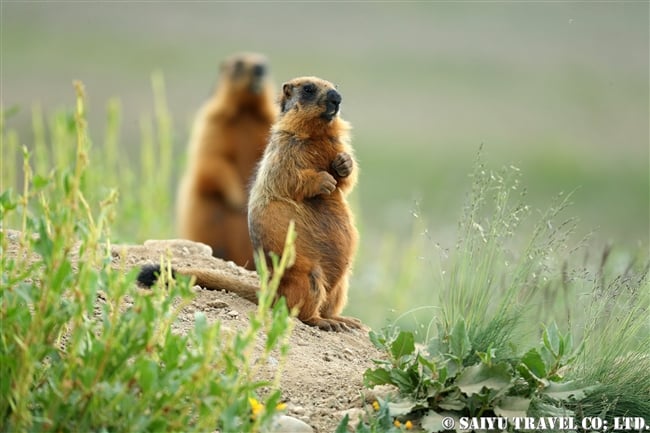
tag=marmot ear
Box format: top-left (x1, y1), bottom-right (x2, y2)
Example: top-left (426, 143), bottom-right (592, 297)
top-left (282, 83), bottom-right (293, 98)
top-left (280, 83), bottom-right (293, 113)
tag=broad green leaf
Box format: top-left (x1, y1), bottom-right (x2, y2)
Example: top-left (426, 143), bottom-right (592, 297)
top-left (542, 322), bottom-right (561, 358)
top-left (427, 336), bottom-right (449, 356)
top-left (387, 399), bottom-right (417, 416)
top-left (390, 331), bottom-right (415, 360)
top-left (449, 318), bottom-right (471, 360)
top-left (437, 393), bottom-right (465, 411)
top-left (421, 410), bottom-right (459, 433)
top-left (520, 348), bottom-right (546, 378)
top-left (456, 362), bottom-right (512, 396)
top-left (390, 368), bottom-right (417, 393)
top-left (363, 367), bottom-right (392, 387)
top-left (539, 345), bottom-right (556, 371)
top-left (518, 363), bottom-right (550, 388)
top-left (417, 353), bottom-right (437, 376)
top-left (494, 396), bottom-right (530, 418)
top-left (563, 332), bottom-right (574, 359)
top-left (542, 380), bottom-right (595, 401)
top-left (444, 357), bottom-right (460, 379)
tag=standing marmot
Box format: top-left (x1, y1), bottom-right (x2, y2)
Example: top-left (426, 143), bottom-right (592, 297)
top-left (138, 76), bottom-right (361, 332)
top-left (176, 52), bottom-right (277, 269)
top-left (247, 76), bottom-right (361, 331)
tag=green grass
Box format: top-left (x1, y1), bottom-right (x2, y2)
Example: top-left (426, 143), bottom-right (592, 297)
top-left (349, 154), bottom-right (648, 430)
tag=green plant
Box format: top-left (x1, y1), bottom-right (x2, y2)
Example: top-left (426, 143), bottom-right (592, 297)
top-left (356, 153), bottom-right (649, 430)
top-left (1, 73), bottom-right (179, 243)
top-left (1, 82), bottom-right (295, 432)
top-left (363, 320), bottom-right (590, 431)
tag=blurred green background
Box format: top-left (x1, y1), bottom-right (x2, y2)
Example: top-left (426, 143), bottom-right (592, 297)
top-left (2, 2), bottom-right (648, 326)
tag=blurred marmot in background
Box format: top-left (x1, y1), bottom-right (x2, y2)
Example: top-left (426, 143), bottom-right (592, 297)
top-left (176, 52), bottom-right (277, 269)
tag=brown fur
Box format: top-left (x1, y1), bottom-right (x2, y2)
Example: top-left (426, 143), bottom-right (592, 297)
top-left (142, 76), bottom-right (361, 332)
top-left (247, 76), bottom-right (360, 331)
top-left (176, 52), bottom-right (277, 269)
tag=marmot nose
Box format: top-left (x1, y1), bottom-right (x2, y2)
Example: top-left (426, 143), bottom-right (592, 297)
top-left (326, 89), bottom-right (341, 105)
top-left (252, 64), bottom-right (266, 77)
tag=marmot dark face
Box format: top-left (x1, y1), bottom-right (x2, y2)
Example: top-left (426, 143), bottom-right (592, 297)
top-left (219, 52), bottom-right (270, 95)
top-left (279, 77), bottom-right (342, 122)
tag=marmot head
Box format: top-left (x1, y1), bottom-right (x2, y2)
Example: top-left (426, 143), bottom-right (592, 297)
top-left (218, 52), bottom-right (272, 97)
top-left (279, 77), bottom-right (342, 122)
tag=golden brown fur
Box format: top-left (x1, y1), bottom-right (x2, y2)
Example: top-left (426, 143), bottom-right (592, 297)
top-left (176, 52), bottom-right (277, 269)
top-left (247, 77), bottom-right (360, 331)
top-left (140, 76), bottom-right (361, 332)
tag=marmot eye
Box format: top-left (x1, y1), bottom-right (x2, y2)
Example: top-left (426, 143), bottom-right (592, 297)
top-left (303, 84), bottom-right (316, 94)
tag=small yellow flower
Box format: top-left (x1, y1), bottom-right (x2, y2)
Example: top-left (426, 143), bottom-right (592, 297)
top-left (249, 397), bottom-right (264, 417)
top-left (394, 419), bottom-right (402, 427)
top-left (276, 402), bottom-right (287, 411)
top-left (405, 420), bottom-right (413, 430)
top-left (372, 400), bottom-right (380, 411)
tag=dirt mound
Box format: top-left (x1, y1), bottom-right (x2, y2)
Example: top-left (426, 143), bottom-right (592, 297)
top-left (112, 238), bottom-right (388, 432)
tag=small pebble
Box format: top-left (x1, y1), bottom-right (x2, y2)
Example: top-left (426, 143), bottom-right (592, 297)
top-left (290, 405), bottom-right (306, 416)
top-left (207, 301), bottom-right (229, 309)
top-left (271, 415), bottom-right (313, 433)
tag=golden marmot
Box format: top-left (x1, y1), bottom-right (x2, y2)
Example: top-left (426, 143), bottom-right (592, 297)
top-left (247, 76), bottom-right (360, 331)
top-left (139, 76), bottom-right (361, 332)
top-left (176, 52), bottom-right (277, 269)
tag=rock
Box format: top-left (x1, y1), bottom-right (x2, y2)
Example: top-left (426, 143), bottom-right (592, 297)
top-left (143, 239), bottom-right (213, 257)
top-left (289, 405), bottom-right (306, 416)
top-left (207, 301), bottom-right (229, 309)
top-left (270, 415), bottom-right (314, 433)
